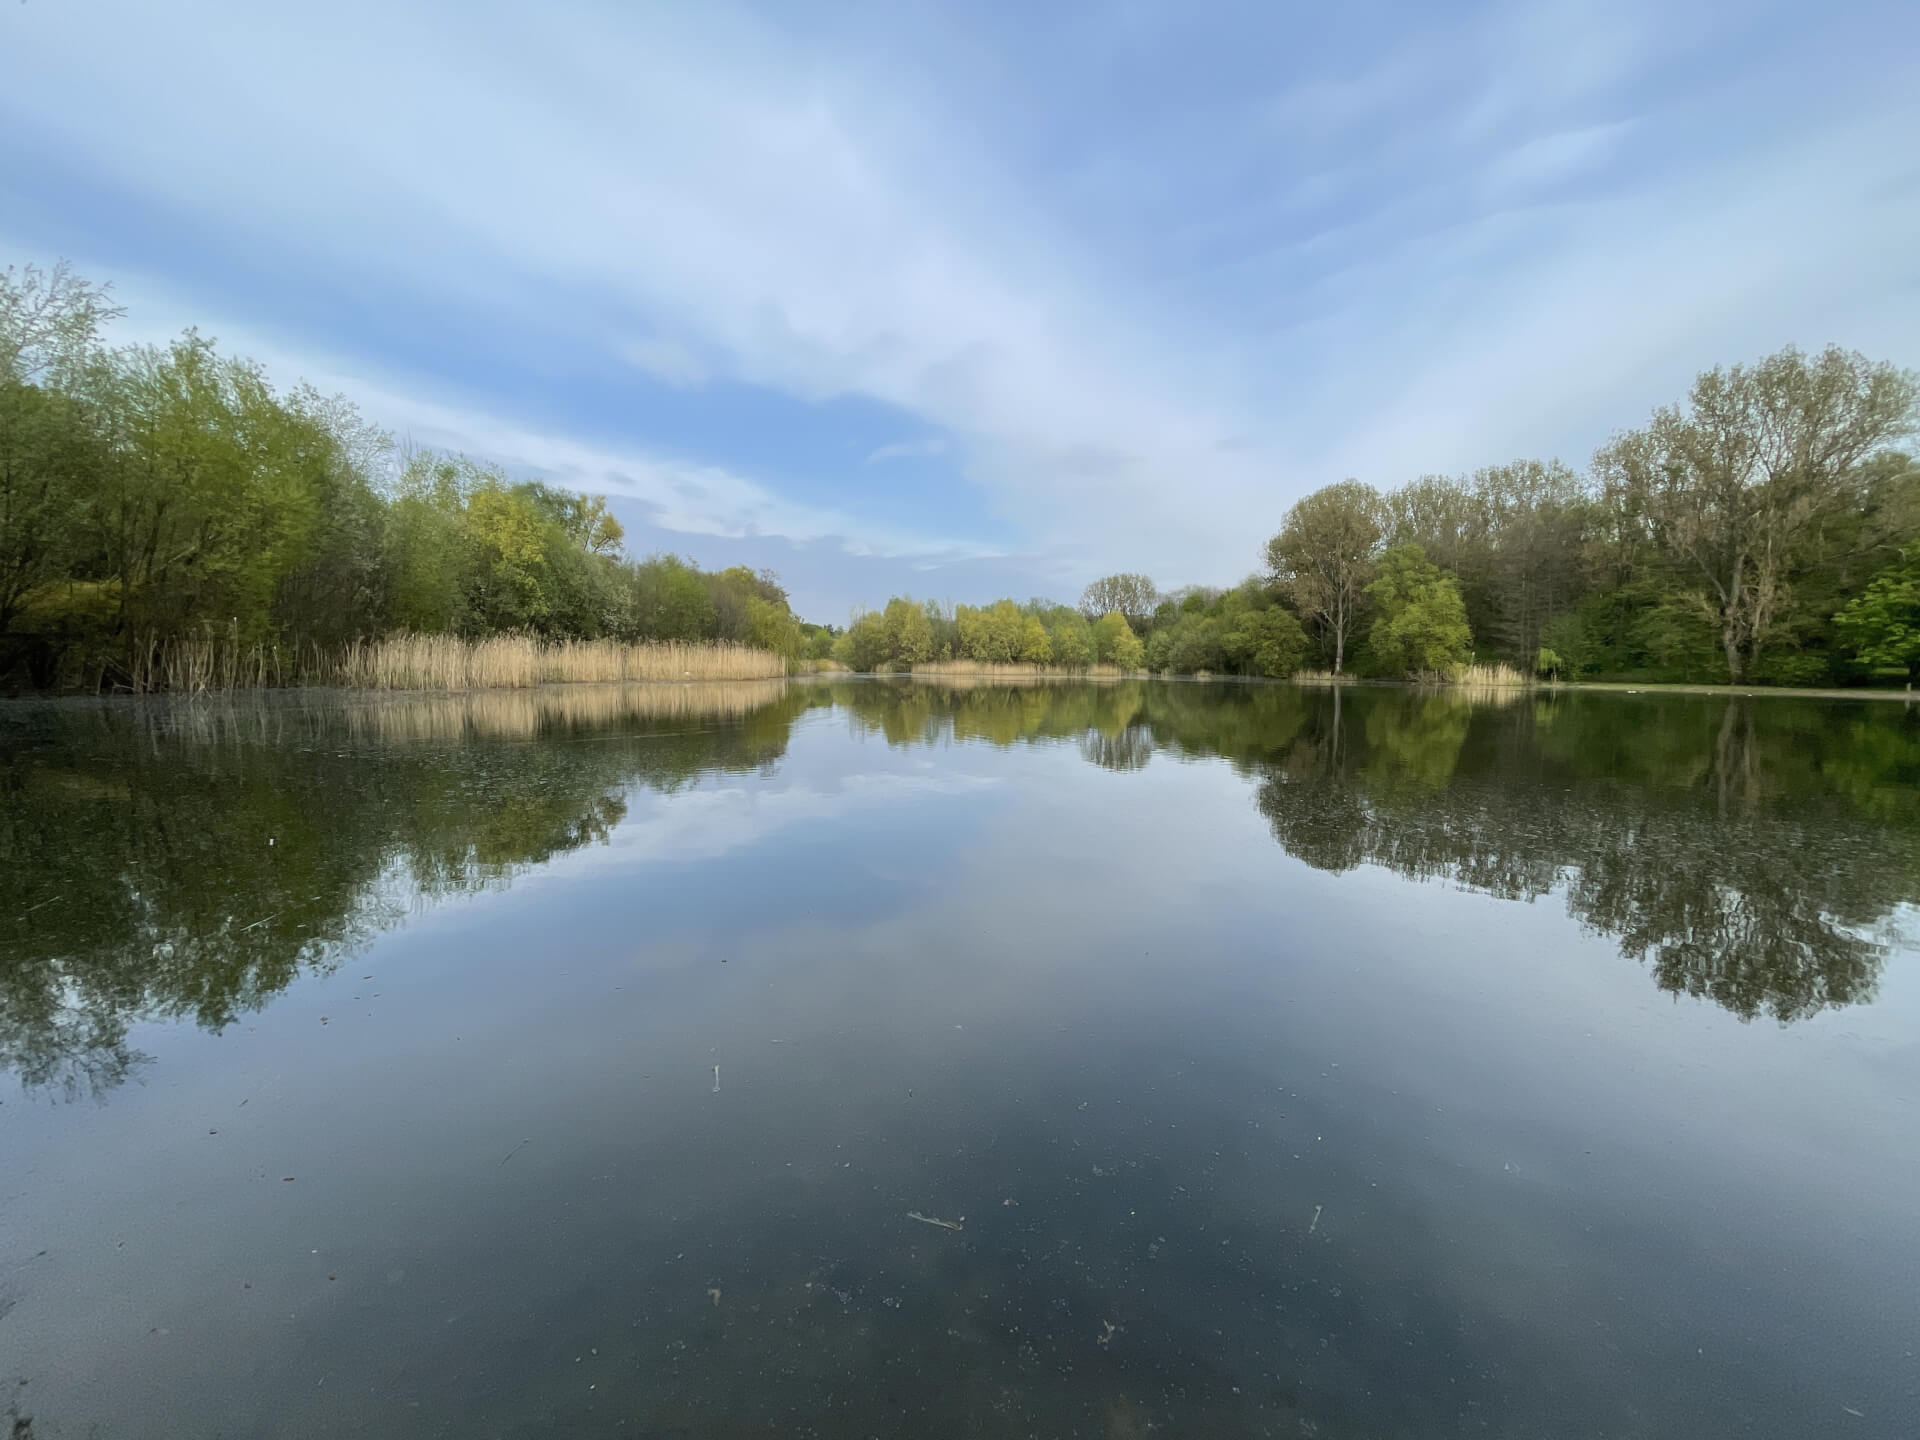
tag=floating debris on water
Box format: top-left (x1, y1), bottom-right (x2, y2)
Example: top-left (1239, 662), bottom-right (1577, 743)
top-left (712, 1065), bottom-right (720, 1093)
top-left (906, 1211), bottom-right (964, 1232)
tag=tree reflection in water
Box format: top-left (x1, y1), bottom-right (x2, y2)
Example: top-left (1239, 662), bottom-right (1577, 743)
top-left (4, 678), bottom-right (1915, 1098)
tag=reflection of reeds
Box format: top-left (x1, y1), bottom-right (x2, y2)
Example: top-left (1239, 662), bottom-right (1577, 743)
top-left (910, 661), bottom-right (1136, 681)
top-left (344, 681), bottom-right (790, 743)
top-left (142, 680), bottom-right (792, 748)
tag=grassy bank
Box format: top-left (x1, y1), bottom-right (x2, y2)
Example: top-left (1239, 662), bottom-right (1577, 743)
top-left (108, 628), bottom-right (786, 694)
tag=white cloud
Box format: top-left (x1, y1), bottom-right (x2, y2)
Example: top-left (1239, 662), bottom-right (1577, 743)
top-left (2, 0), bottom-right (1915, 594)
top-left (865, 436), bottom-right (948, 463)
top-left (1483, 122), bottom-right (1632, 192)
top-left (622, 337), bottom-right (708, 388)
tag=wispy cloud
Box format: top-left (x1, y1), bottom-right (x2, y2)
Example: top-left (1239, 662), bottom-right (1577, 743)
top-left (2, 0), bottom-right (1914, 596)
top-left (866, 436), bottom-right (948, 463)
top-left (622, 337), bottom-right (708, 389)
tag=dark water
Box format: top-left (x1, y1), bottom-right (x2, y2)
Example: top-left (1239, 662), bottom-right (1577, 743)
top-left (3, 679), bottom-right (1917, 1439)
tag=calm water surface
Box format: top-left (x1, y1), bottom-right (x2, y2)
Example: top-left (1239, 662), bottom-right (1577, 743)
top-left (3, 679), bottom-right (1917, 1438)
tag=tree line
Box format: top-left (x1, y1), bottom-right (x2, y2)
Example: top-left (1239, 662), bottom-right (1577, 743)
top-left (842, 348), bottom-right (1920, 686)
top-left (10, 261), bottom-right (1917, 690)
top-left (1, 263), bottom-right (807, 689)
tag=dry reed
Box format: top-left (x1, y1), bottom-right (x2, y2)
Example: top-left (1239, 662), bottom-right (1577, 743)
top-left (114, 628), bottom-right (786, 694)
top-left (336, 634), bottom-right (785, 690)
top-left (1448, 662), bottom-right (1534, 691)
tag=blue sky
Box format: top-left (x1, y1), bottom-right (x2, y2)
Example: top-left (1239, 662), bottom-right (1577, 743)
top-left (4, 0), bottom-right (1917, 623)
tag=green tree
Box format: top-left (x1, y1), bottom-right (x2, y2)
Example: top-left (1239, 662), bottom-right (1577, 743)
top-left (1365, 544), bottom-right (1473, 677)
top-left (1091, 611), bottom-right (1144, 669)
top-left (1018, 614), bottom-right (1053, 663)
top-left (1047, 609), bottom-right (1093, 667)
top-left (1835, 545), bottom-right (1920, 683)
top-left (883, 597), bottom-right (934, 666)
top-left (1595, 346), bottom-right (1920, 682)
top-left (1266, 479), bottom-right (1385, 673)
top-left (1223, 603), bottom-right (1309, 677)
top-left (834, 610), bottom-right (893, 671)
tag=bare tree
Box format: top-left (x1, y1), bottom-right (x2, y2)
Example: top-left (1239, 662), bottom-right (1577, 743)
top-left (1265, 480), bottom-right (1384, 673)
top-left (1079, 572), bottom-right (1158, 621)
top-left (1595, 346), bottom-right (1920, 682)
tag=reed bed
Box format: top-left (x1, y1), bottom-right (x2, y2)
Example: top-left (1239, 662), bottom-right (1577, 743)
top-left (1450, 662), bottom-right (1534, 690)
top-left (111, 628), bottom-right (786, 694)
top-left (336, 634), bottom-right (785, 690)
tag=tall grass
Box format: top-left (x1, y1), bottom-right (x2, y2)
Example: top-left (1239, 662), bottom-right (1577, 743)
top-left (336, 634), bottom-right (785, 689)
top-left (1449, 662), bottom-right (1534, 691)
top-left (114, 627), bottom-right (785, 694)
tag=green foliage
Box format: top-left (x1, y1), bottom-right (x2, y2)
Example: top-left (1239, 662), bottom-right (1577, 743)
top-left (0, 264), bottom-right (811, 689)
top-left (1364, 544), bottom-right (1473, 677)
top-left (1222, 603), bottom-right (1308, 677)
top-left (1018, 615), bottom-right (1052, 663)
top-left (1049, 610), bottom-right (1093, 667)
top-left (1835, 545), bottom-right (1920, 682)
top-left (955, 599), bottom-right (1028, 662)
top-left (1091, 611), bottom-right (1144, 669)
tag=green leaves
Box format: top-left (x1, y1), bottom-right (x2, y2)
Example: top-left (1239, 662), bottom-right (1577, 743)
top-left (1364, 544), bottom-right (1473, 678)
top-left (1835, 545), bottom-right (1920, 681)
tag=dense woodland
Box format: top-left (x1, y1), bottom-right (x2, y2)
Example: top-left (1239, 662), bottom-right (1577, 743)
top-left (0, 264), bottom-right (806, 690)
top-left (7, 261), bottom-right (1919, 691)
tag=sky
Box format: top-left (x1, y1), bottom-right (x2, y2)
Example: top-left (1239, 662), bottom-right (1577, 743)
top-left (3, 0), bottom-right (1917, 623)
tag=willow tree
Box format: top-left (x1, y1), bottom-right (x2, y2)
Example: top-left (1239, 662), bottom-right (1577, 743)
top-left (1265, 479), bottom-right (1384, 673)
top-left (1594, 346), bottom-right (1919, 683)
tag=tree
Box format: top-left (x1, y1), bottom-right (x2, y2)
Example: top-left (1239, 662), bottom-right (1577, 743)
top-left (1223, 604), bottom-right (1309, 677)
top-left (1091, 611), bottom-right (1144, 669)
top-left (1080, 572), bottom-right (1157, 622)
top-left (957, 599), bottom-right (1026, 662)
top-left (1048, 610), bottom-right (1093, 667)
top-left (834, 610), bottom-right (893, 671)
top-left (1365, 544), bottom-right (1473, 677)
top-left (0, 264), bottom-right (122, 637)
top-left (1266, 480), bottom-right (1384, 673)
top-left (1594, 346), bottom-right (1920, 682)
top-left (1018, 614), bottom-right (1053, 663)
top-left (1834, 545), bottom-right (1920, 683)
top-left (882, 597), bottom-right (933, 665)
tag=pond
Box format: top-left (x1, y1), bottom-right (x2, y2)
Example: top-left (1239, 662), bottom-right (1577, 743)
top-left (2, 679), bottom-right (1917, 1438)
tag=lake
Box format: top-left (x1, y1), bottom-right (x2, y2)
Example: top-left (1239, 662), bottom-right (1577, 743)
top-left (2, 679), bottom-right (1917, 1439)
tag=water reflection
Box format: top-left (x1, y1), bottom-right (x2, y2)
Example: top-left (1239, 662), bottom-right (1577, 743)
top-left (0, 684), bottom-right (809, 1097)
top-left (4, 679), bottom-right (1916, 1099)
